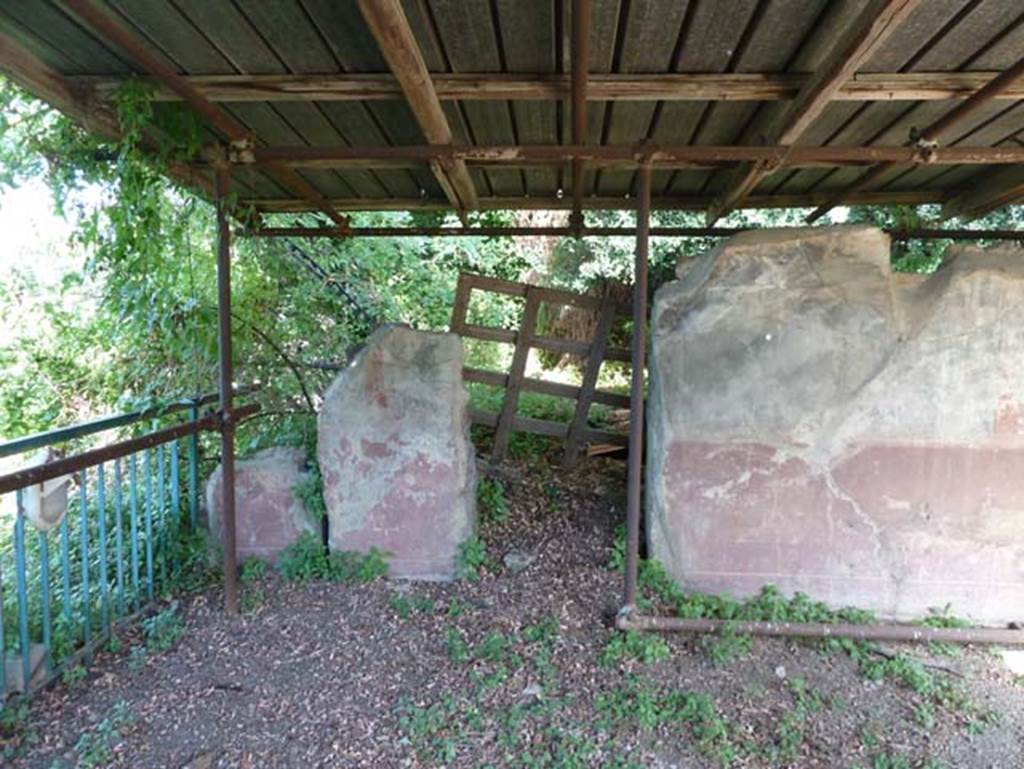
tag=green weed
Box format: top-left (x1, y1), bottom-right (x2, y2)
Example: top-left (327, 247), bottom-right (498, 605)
top-left (0, 703), bottom-right (34, 760)
top-left (390, 593), bottom-right (436, 619)
top-left (277, 533), bottom-right (389, 583)
top-left (239, 557), bottom-right (268, 583)
top-left (293, 461), bottom-right (327, 521)
top-left (142, 603), bottom-right (183, 653)
top-left (522, 616), bottom-right (560, 645)
top-left (600, 630), bottom-right (671, 666)
top-left (444, 628), bottom-right (471, 664)
top-left (702, 626), bottom-right (754, 666)
top-left (61, 665), bottom-right (87, 687)
top-left (478, 477), bottom-right (509, 525)
top-left (596, 677), bottom-right (735, 767)
top-left (456, 536), bottom-right (493, 581)
top-left (73, 700), bottom-right (134, 768)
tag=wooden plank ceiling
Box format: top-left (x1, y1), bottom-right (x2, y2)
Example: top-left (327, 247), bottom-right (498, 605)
top-left (2, 0), bottom-right (1024, 220)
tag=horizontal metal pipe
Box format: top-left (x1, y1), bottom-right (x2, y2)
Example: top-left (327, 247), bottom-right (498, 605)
top-left (244, 225), bottom-right (1024, 241)
top-left (0, 385), bottom-right (259, 459)
top-left (617, 612), bottom-right (1024, 645)
top-left (0, 404), bottom-right (259, 495)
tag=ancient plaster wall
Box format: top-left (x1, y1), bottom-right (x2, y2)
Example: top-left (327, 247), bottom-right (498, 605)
top-left (648, 225), bottom-right (1024, 624)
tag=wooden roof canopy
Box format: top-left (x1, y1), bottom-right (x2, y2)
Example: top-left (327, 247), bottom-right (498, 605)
top-left (3, 0), bottom-right (1024, 233)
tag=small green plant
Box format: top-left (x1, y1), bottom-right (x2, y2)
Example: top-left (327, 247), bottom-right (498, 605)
top-left (523, 616), bottom-right (560, 645)
top-left (702, 626), bottom-right (754, 666)
top-left (390, 593), bottom-right (436, 619)
top-left (61, 665), bottom-right (87, 686)
top-left (240, 557), bottom-right (268, 583)
top-left (596, 678), bottom-right (735, 766)
top-left (475, 632), bottom-right (512, 663)
top-left (294, 461), bottom-right (327, 520)
top-left (456, 536), bottom-right (492, 581)
top-left (444, 628), bottom-right (471, 664)
top-left (478, 477), bottom-right (509, 524)
top-left (277, 533), bottom-right (389, 583)
top-left (128, 644), bottom-right (148, 671)
top-left (142, 603), bottom-right (184, 653)
top-left (397, 696), bottom-right (464, 764)
top-left (1, 703), bottom-right (33, 760)
top-left (913, 701), bottom-right (936, 731)
top-left (104, 633), bottom-right (123, 654)
top-left (600, 631), bottom-right (671, 666)
top-left (73, 700), bottom-right (134, 768)
top-left (446, 598), bottom-right (469, 617)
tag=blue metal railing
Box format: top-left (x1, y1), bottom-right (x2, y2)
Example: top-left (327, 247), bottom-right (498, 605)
top-left (0, 389), bottom-right (255, 705)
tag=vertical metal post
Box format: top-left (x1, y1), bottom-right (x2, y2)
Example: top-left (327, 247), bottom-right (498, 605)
top-left (128, 454), bottom-right (141, 610)
top-left (113, 458), bottom-right (126, 616)
top-left (14, 489), bottom-right (32, 690)
top-left (78, 471), bottom-right (92, 661)
top-left (38, 530), bottom-right (51, 651)
top-left (624, 162), bottom-right (652, 608)
top-left (216, 163), bottom-right (239, 614)
top-left (188, 403), bottom-right (199, 529)
top-left (96, 462), bottom-right (109, 631)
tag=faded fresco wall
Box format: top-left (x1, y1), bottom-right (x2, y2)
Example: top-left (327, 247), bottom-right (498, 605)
top-left (318, 325), bottom-right (476, 580)
top-left (648, 225), bottom-right (1024, 624)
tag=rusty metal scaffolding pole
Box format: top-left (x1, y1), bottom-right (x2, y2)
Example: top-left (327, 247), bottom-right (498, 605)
top-left (617, 614), bottom-right (1024, 646)
top-left (623, 163), bottom-right (652, 608)
top-left (215, 165), bottom-right (239, 615)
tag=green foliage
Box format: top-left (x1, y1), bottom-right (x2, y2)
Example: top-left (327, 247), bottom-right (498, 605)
top-left (276, 533), bottom-right (390, 584)
top-left (294, 462), bottom-right (327, 521)
top-left (390, 592), bottom-right (436, 619)
top-left (600, 631), bottom-right (671, 667)
top-left (142, 603), bottom-right (184, 653)
top-left (239, 558), bottom-right (268, 583)
top-left (72, 700), bottom-right (134, 768)
top-left (239, 558), bottom-right (267, 613)
top-left (477, 477), bottom-right (509, 525)
top-left (596, 677), bottom-right (735, 766)
top-left (456, 536), bottom-right (492, 581)
top-left (444, 628), bottom-right (472, 664)
top-left (61, 665), bottom-right (87, 687)
top-left (522, 616), bottom-right (560, 645)
top-left (0, 703), bottom-right (34, 761)
top-left (701, 626), bottom-right (754, 667)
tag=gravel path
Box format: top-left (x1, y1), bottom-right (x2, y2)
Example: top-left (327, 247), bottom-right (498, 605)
top-left (5, 455), bottom-right (1022, 768)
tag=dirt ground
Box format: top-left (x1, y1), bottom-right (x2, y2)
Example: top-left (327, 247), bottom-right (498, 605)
top-left (4, 451), bottom-right (1023, 768)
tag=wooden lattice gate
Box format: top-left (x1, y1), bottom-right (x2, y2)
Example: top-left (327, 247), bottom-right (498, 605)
top-left (449, 273), bottom-right (633, 468)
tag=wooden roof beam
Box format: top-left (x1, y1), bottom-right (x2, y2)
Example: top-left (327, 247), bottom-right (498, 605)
top-left (71, 72), bottom-right (1024, 104)
top-left (807, 56), bottom-right (1024, 222)
top-left (569, 0), bottom-right (591, 236)
top-left (708, 0), bottom-right (922, 225)
top-left (60, 0), bottom-right (347, 227)
top-left (356, 0), bottom-right (477, 217)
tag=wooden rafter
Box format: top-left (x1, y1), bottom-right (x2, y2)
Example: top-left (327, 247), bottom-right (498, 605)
top-left (356, 0), bottom-right (477, 215)
top-left (69, 72), bottom-right (1024, 104)
top-left (569, 0), bottom-right (591, 235)
top-left (708, 0), bottom-right (922, 224)
top-left (60, 0), bottom-right (348, 227)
